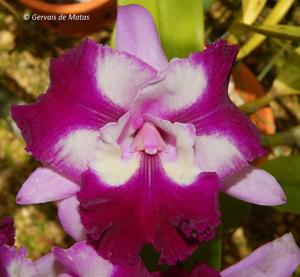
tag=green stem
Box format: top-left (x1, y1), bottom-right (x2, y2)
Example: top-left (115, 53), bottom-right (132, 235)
top-left (239, 92), bottom-right (274, 115)
top-left (239, 80), bottom-right (300, 115)
top-left (261, 125), bottom-right (300, 147)
top-left (257, 45), bottom-right (288, 81)
top-left (0, 0), bottom-right (19, 18)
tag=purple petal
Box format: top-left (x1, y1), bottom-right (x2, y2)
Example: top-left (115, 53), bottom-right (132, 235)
top-left (0, 245), bottom-right (37, 277)
top-left (194, 134), bottom-right (249, 178)
top-left (52, 242), bottom-right (151, 277)
top-left (57, 196), bottom-right (86, 241)
top-left (116, 5), bottom-right (168, 70)
top-left (78, 155), bottom-right (221, 266)
top-left (222, 165), bottom-right (286, 206)
top-left (0, 217), bottom-right (15, 247)
top-left (221, 233), bottom-right (300, 277)
top-left (16, 167), bottom-right (79, 204)
top-left (96, 46), bottom-right (157, 109)
top-left (53, 242), bottom-right (114, 277)
top-left (134, 57), bottom-right (208, 115)
top-left (168, 41), bottom-right (265, 178)
top-left (12, 40), bottom-right (155, 182)
top-left (133, 41), bottom-right (264, 178)
top-left (135, 40), bottom-right (238, 115)
top-left (34, 253), bottom-right (64, 277)
top-left (192, 104), bottom-right (265, 178)
top-left (170, 40), bottom-right (239, 116)
top-left (11, 40), bottom-right (123, 181)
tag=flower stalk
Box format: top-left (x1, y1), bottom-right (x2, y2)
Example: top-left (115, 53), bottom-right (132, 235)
top-left (239, 80), bottom-right (300, 115)
top-left (261, 125), bottom-right (300, 148)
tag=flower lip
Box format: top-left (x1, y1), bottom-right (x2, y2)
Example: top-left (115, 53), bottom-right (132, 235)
top-left (130, 121), bottom-right (167, 155)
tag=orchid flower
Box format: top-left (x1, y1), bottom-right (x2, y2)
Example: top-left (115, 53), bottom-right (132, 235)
top-left (12, 4), bottom-right (286, 266)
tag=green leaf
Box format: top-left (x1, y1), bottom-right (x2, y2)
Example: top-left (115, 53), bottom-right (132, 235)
top-left (237, 23), bottom-right (300, 41)
top-left (0, 84), bottom-right (17, 118)
top-left (141, 245), bottom-right (169, 272)
top-left (261, 155), bottom-right (300, 214)
top-left (203, 0), bottom-right (213, 12)
top-left (182, 228), bottom-right (222, 270)
top-left (261, 126), bottom-right (300, 148)
top-left (242, 0), bottom-right (267, 25)
top-left (238, 0), bottom-right (295, 59)
top-left (221, 194), bottom-right (251, 233)
top-left (276, 46), bottom-right (300, 91)
top-left (118, 0), bottom-right (205, 59)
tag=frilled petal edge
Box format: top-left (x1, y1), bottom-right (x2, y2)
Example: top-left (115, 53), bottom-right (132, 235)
top-left (78, 155), bottom-right (221, 266)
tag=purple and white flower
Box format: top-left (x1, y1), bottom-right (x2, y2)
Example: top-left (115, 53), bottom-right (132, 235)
top-left (12, 4), bottom-right (285, 266)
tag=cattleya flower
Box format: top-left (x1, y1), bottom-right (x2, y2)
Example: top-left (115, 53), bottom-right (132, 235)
top-left (0, 217), bottom-right (299, 276)
top-left (12, 4), bottom-right (286, 266)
